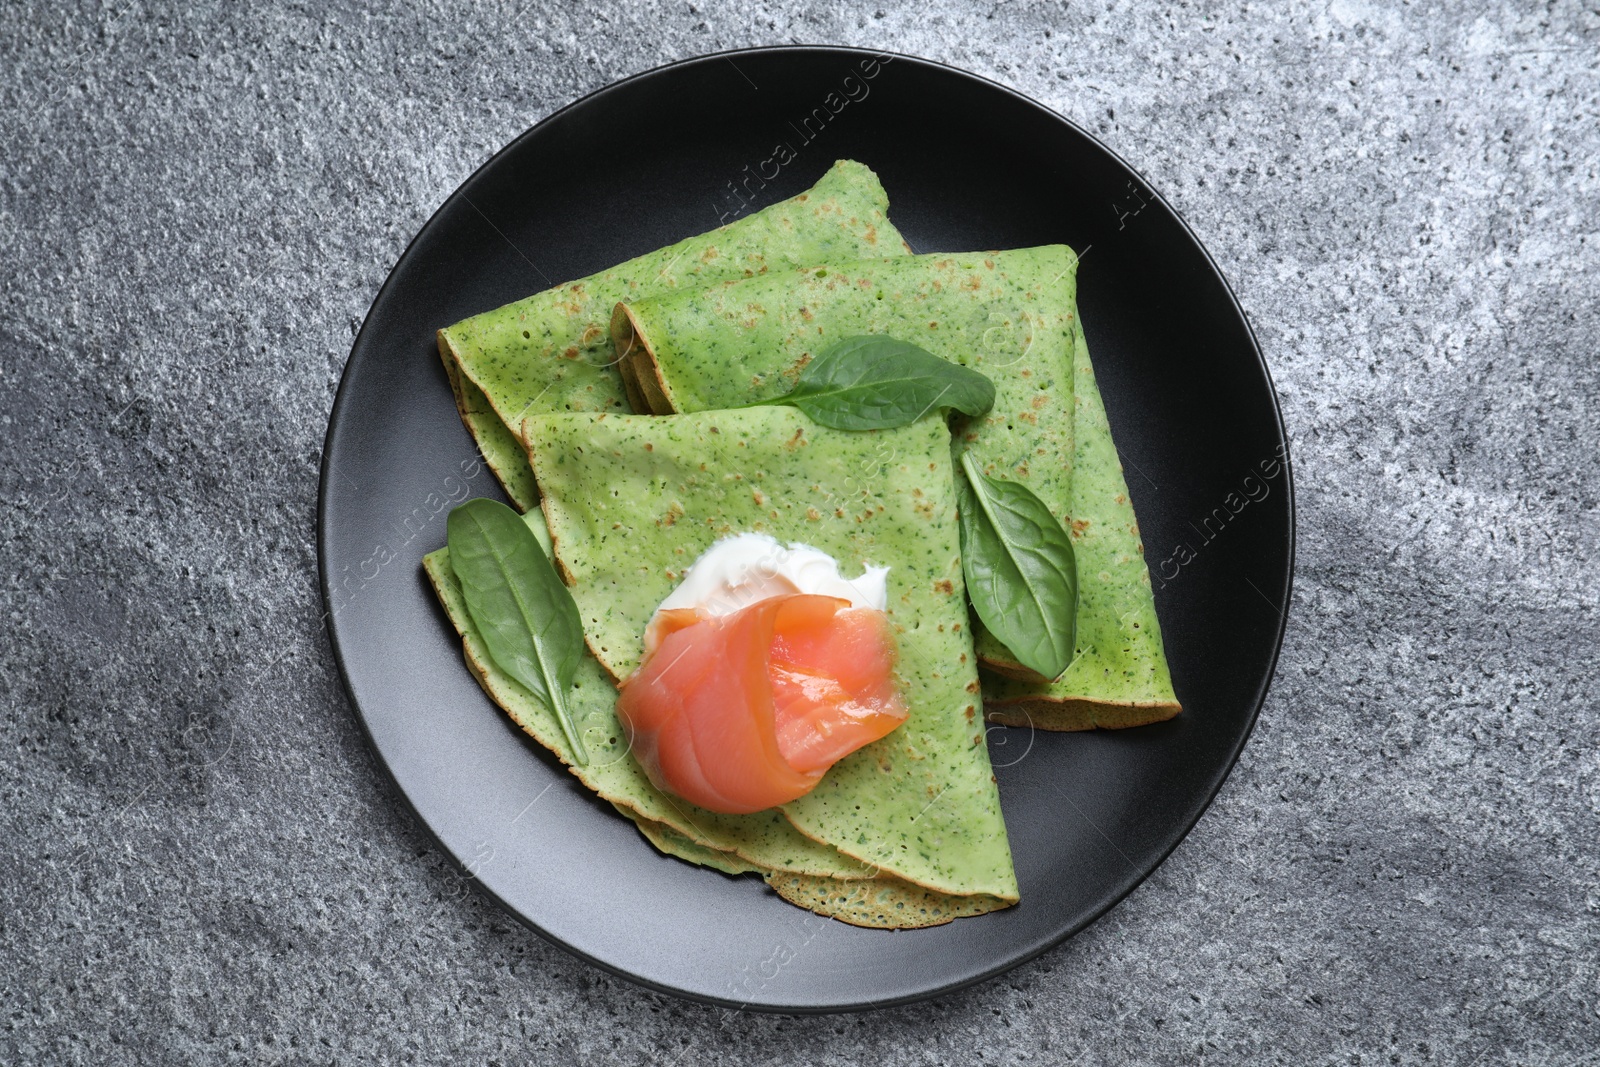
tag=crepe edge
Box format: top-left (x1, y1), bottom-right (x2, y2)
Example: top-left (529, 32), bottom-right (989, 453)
top-left (611, 301), bottom-right (679, 415)
top-left (516, 411), bottom-right (1019, 903)
top-left (982, 693), bottom-right (1182, 731)
top-left (775, 747), bottom-right (1022, 903)
top-left (763, 872), bottom-right (1014, 930)
top-left (629, 807), bottom-right (1013, 930)
top-left (517, 428), bottom-right (632, 688)
top-left (436, 328), bottom-right (540, 511)
top-left (625, 809), bottom-right (767, 876)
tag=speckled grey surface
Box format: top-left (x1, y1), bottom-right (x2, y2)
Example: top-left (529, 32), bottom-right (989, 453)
top-left (3, 1), bottom-right (1597, 1062)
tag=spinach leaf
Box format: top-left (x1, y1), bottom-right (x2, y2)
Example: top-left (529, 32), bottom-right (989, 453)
top-left (759, 335), bottom-right (995, 430)
top-left (448, 498), bottom-right (590, 765)
top-left (956, 452), bottom-right (1079, 680)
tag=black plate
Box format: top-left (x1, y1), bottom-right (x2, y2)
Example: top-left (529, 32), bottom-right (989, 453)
top-left (319, 46), bottom-right (1292, 1012)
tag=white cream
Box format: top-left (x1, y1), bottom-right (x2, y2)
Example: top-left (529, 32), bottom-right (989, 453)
top-left (652, 533), bottom-right (888, 637)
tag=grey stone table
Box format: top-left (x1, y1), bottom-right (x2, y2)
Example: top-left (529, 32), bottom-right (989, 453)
top-left (3, 1), bottom-right (1596, 1063)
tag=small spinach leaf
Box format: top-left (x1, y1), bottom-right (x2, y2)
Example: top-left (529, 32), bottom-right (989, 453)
top-left (448, 498), bottom-right (590, 764)
top-left (759, 335), bottom-right (995, 430)
top-left (956, 451), bottom-right (1079, 680)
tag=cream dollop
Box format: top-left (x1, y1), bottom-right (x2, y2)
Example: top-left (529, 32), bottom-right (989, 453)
top-left (653, 533), bottom-right (888, 634)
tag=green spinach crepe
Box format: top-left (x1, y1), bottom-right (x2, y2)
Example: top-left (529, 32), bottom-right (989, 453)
top-left (614, 248), bottom-right (1075, 674)
top-left (438, 160), bottom-right (908, 511)
top-left (427, 515), bottom-right (1011, 926)
top-left (520, 407), bottom-right (1018, 907)
top-left (629, 817), bottom-right (1001, 927)
top-left (425, 519), bottom-right (873, 882)
top-left (611, 247), bottom-right (1179, 728)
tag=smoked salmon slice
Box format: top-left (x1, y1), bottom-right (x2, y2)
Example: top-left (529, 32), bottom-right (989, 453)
top-left (616, 594), bottom-right (909, 814)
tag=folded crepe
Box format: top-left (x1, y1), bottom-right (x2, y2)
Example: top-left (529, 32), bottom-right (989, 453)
top-left (426, 521), bottom-right (873, 877)
top-left (612, 247), bottom-right (1179, 727)
top-left (520, 407), bottom-right (1018, 910)
top-left (982, 320), bottom-right (1180, 727)
top-left (437, 160), bottom-right (909, 511)
top-left (427, 521), bottom-right (1010, 927)
top-left (629, 816), bottom-right (1002, 927)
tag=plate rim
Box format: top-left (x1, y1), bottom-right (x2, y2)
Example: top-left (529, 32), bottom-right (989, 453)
top-left (317, 43), bottom-right (1295, 1013)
